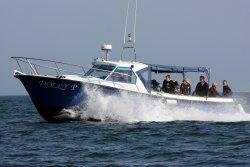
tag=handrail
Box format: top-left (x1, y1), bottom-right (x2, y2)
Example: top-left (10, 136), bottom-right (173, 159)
top-left (19, 60), bottom-right (83, 75)
top-left (11, 56), bottom-right (87, 77)
top-left (11, 56), bottom-right (85, 68)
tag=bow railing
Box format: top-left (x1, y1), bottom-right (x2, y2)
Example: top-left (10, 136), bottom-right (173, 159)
top-left (11, 57), bottom-right (87, 77)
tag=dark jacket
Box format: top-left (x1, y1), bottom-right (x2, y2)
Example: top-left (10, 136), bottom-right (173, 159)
top-left (162, 80), bottom-right (174, 93)
top-left (209, 87), bottom-right (221, 97)
top-left (151, 80), bottom-right (161, 92)
top-left (174, 85), bottom-right (180, 94)
top-left (194, 82), bottom-right (209, 97)
top-left (223, 86), bottom-right (233, 97)
top-left (180, 83), bottom-right (191, 95)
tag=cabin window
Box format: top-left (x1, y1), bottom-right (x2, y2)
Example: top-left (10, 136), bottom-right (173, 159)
top-left (107, 67), bottom-right (136, 84)
top-left (137, 68), bottom-right (149, 87)
top-left (84, 65), bottom-right (115, 79)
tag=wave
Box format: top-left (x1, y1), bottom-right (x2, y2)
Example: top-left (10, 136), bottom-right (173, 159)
top-left (65, 87), bottom-right (250, 123)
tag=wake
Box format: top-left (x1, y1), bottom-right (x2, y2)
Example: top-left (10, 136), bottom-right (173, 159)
top-left (64, 88), bottom-right (250, 123)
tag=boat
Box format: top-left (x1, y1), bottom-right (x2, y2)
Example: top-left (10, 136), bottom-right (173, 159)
top-left (11, 0), bottom-right (244, 122)
top-left (11, 54), bottom-right (245, 122)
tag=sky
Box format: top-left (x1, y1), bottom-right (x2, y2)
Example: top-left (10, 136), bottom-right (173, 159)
top-left (0, 0), bottom-right (250, 95)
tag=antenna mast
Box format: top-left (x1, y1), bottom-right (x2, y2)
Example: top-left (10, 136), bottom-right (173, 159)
top-left (121, 0), bottom-right (138, 61)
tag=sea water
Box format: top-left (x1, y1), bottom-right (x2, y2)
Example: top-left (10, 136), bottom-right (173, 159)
top-left (0, 93), bottom-right (250, 166)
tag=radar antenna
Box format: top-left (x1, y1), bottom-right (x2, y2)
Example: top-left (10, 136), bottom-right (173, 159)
top-left (101, 44), bottom-right (112, 61)
top-left (121, 0), bottom-right (138, 61)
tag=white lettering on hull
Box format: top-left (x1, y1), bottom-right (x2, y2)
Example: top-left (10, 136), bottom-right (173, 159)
top-left (39, 81), bottom-right (79, 91)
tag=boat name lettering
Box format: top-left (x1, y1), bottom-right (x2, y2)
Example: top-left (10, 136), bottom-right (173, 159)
top-left (70, 84), bottom-right (78, 90)
top-left (39, 81), bottom-right (78, 91)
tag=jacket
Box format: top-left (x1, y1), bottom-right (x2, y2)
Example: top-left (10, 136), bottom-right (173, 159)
top-left (223, 86), bottom-right (233, 97)
top-left (180, 83), bottom-right (191, 95)
top-left (194, 82), bottom-right (209, 97)
top-left (162, 80), bottom-right (174, 93)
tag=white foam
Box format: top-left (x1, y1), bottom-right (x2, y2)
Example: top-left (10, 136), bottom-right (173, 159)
top-left (75, 87), bottom-right (250, 123)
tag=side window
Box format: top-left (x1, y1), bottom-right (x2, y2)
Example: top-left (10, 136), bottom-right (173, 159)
top-left (137, 68), bottom-right (148, 87)
top-left (107, 67), bottom-right (136, 84)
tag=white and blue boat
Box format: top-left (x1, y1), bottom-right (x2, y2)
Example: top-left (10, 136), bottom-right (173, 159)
top-left (11, 0), bottom-right (244, 122)
top-left (11, 52), bottom-right (244, 122)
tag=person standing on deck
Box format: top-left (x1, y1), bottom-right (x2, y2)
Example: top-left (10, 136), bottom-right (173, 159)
top-left (194, 75), bottom-right (209, 97)
top-left (222, 80), bottom-right (233, 97)
top-left (180, 79), bottom-right (191, 95)
top-left (162, 74), bottom-right (174, 94)
top-left (209, 83), bottom-right (221, 97)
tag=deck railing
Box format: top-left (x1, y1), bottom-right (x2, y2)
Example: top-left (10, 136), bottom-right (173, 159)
top-left (11, 57), bottom-right (87, 77)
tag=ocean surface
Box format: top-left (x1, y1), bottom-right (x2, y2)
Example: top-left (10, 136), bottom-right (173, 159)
top-left (1, 93), bottom-right (250, 166)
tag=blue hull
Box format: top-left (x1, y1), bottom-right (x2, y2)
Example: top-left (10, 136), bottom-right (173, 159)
top-left (17, 75), bottom-right (119, 122)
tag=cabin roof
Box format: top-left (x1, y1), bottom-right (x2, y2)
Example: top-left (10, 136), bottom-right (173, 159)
top-left (93, 58), bottom-right (148, 71)
top-left (148, 63), bottom-right (211, 81)
top-left (148, 64), bottom-right (210, 74)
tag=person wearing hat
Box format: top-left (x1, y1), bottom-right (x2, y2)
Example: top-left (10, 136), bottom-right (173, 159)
top-left (194, 75), bottom-right (209, 97)
top-left (180, 78), bottom-right (191, 95)
top-left (162, 74), bottom-right (174, 93)
top-left (208, 83), bottom-right (221, 97)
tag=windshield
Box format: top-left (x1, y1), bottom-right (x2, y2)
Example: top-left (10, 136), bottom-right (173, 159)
top-left (107, 67), bottom-right (137, 84)
top-left (84, 64), bottom-right (115, 79)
